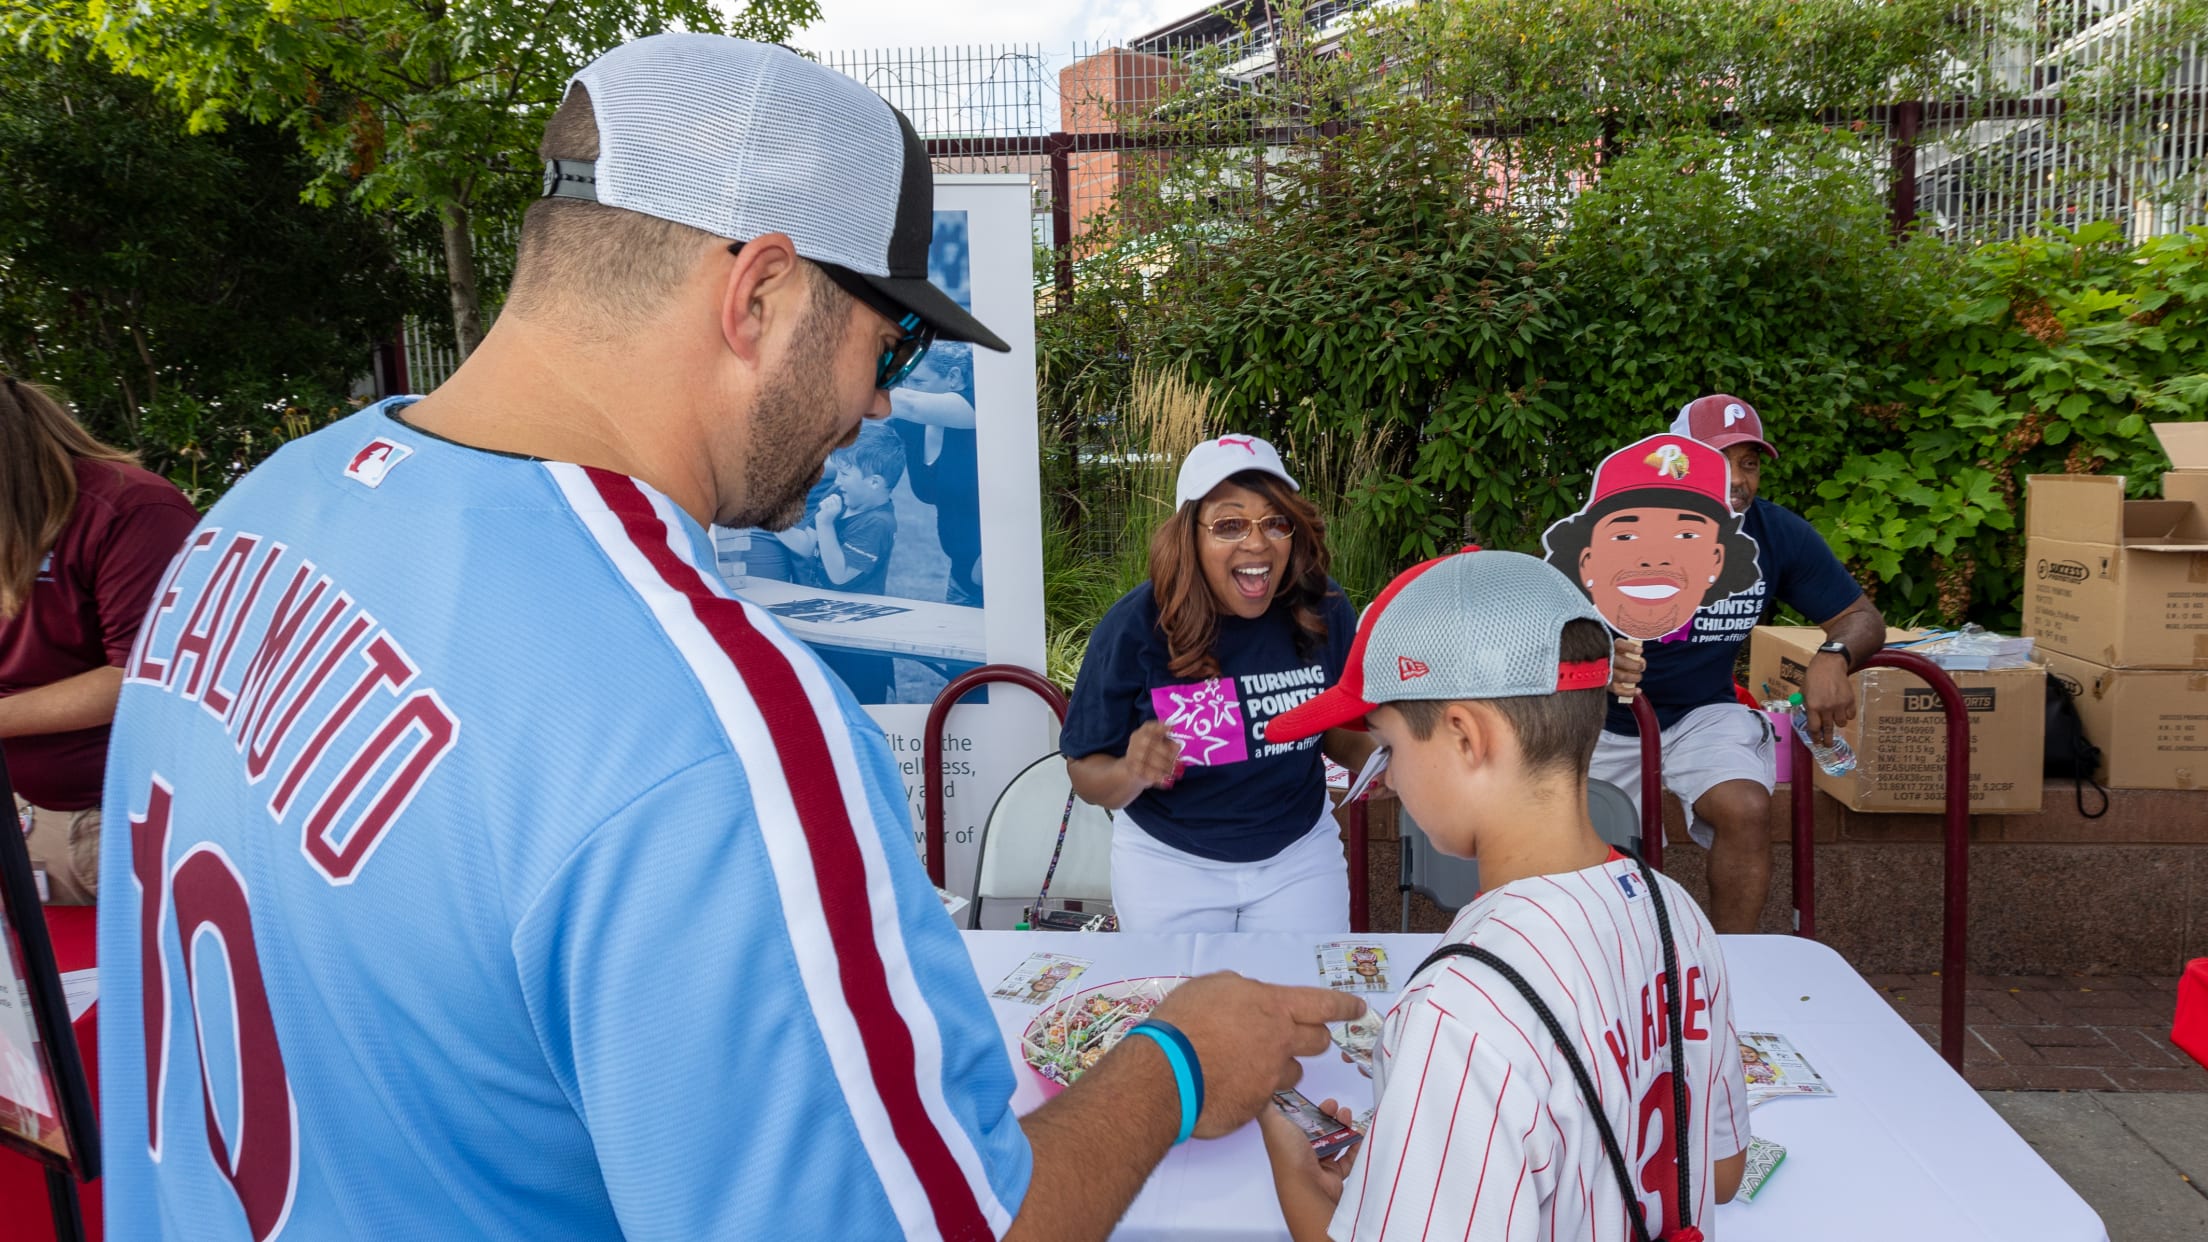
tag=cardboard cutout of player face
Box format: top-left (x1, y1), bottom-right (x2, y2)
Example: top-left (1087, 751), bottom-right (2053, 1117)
top-left (1540, 433), bottom-right (1765, 641)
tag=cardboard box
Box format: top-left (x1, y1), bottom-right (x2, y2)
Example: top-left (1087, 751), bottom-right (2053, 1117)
top-left (2023, 422), bottom-right (2208, 669)
top-left (2044, 649), bottom-right (2208, 790)
top-left (1749, 626), bottom-right (2043, 814)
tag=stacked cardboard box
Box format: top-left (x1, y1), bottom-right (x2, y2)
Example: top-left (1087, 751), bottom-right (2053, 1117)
top-left (1749, 626), bottom-right (2044, 813)
top-left (2023, 423), bottom-right (2208, 790)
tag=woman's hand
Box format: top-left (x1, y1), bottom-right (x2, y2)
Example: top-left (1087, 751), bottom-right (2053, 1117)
top-left (1608, 637), bottom-right (1646, 703)
top-left (1067, 722), bottom-right (1187, 811)
top-left (1122, 721), bottom-right (1185, 792)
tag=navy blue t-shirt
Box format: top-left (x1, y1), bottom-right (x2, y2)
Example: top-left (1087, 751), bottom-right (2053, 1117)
top-left (1062, 581), bottom-right (1359, 862)
top-left (1607, 497), bottom-right (1862, 734)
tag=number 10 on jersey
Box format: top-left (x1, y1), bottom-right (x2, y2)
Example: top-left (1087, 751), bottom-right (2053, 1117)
top-left (129, 775), bottom-right (299, 1241)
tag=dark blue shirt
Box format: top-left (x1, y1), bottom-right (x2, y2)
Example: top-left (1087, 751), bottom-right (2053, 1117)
top-left (1607, 497), bottom-right (1863, 734)
top-left (1062, 581), bottom-right (1359, 862)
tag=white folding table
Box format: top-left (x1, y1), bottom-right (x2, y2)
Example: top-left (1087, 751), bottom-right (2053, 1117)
top-left (961, 931), bottom-right (2106, 1241)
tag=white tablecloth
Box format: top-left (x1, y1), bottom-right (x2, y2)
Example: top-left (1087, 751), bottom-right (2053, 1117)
top-left (961, 931), bottom-right (2106, 1241)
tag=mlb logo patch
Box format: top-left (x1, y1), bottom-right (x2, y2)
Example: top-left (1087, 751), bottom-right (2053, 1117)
top-left (345, 438), bottom-right (414, 488)
top-left (1616, 873), bottom-right (1642, 900)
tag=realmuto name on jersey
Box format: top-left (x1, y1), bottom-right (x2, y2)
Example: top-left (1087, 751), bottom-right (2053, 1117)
top-left (125, 527), bottom-right (460, 885)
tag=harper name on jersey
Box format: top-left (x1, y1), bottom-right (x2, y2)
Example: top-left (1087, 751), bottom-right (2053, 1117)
top-left (1334, 855), bottom-right (1750, 1242)
top-left (99, 401), bottom-right (1030, 1241)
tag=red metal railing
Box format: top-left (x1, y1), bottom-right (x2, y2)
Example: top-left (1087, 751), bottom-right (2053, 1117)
top-left (1788, 650), bottom-right (1974, 1072)
top-left (1630, 695), bottom-right (1665, 871)
top-left (921, 663), bottom-right (1380, 931)
top-left (922, 664), bottom-right (1070, 889)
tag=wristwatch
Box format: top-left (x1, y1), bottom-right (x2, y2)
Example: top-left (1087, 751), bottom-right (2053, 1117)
top-left (1816, 640), bottom-right (1853, 671)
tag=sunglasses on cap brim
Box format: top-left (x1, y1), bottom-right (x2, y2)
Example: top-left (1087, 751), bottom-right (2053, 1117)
top-left (727, 242), bottom-right (936, 390)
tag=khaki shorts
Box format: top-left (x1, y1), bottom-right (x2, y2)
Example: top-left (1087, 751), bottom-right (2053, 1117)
top-left (1589, 703), bottom-right (1775, 849)
top-left (13, 796), bottom-right (100, 905)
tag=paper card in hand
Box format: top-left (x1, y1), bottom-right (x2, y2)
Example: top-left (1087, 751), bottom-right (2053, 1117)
top-left (1540, 434), bottom-right (1764, 641)
top-left (1273, 1089), bottom-right (1362, 1159)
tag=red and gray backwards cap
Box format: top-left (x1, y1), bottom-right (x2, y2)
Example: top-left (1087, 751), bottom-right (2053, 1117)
top-left (1268, 550), bottom-right (1611, 743)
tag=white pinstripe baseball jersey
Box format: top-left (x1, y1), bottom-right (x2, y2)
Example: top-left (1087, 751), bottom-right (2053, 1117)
top-left (99, 400), bottom-right (1028, 1239)
top-left (1332, 854), bottom-right (1749, 1241)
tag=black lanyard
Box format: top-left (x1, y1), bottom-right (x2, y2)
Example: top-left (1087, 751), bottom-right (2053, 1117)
top-left (1413, 851), bottom-right (1692, 1242)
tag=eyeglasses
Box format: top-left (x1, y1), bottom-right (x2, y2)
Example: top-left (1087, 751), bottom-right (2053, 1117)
top-left (1203, 515), bottom-right (1294, 544)
top-left (876, 312), bottom-right (935, 390)
top-left (727, 242), bottom-right (936, 390)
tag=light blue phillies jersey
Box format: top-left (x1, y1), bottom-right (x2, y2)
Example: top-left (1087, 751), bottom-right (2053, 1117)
top-left (98, 400), bottom-right (1029, 1240)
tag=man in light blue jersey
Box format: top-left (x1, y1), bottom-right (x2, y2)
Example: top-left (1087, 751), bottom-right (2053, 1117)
top-left (99, 34), bottom-right (1361, 1241)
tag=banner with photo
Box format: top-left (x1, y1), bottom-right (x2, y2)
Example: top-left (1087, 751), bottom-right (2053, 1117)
top-left (713, 176), bottom-right (1051, 896)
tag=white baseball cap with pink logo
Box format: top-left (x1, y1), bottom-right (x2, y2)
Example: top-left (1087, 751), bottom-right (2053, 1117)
top-left (1174, 434), bottom-right (1300, 508)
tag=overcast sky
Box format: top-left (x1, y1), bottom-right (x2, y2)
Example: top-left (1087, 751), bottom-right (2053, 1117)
top-left (791, 0), bottom-right (1201, 55)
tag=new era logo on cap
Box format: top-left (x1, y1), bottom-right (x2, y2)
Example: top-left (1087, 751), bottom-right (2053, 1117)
top-left (1397, 656), bottom-right (1430, 681)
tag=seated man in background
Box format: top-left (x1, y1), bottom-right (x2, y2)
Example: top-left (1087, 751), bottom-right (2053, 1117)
top-left (1587, 394), bottom-right (1885, 933)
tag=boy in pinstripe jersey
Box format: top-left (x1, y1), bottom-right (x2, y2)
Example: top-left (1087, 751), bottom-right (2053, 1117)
top-left (1261, 550), bottom-right (1751, 1241)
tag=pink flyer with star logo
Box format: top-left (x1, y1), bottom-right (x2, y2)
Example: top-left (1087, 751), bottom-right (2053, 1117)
top-left (1151, 678), bottom-right (1249, 766)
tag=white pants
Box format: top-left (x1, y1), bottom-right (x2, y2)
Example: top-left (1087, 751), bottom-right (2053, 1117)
top-left (1109, 804), bottom-right (1350, 933)
top-left (1589, 703), bottom-right (1775, 849)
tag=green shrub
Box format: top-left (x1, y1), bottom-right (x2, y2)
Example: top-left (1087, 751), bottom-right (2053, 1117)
top-left (1807, 223), bottom-right (2208, 627)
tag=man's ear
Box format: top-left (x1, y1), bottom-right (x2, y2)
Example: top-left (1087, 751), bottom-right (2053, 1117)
top-left (719, 232), bottom-right (804, 367)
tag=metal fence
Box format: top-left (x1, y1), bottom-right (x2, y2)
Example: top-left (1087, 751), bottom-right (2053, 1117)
top-left (391, 3), bottom-right (2208, 392)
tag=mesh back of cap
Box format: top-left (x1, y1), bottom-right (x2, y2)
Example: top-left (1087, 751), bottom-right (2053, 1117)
top-left (572, 35), bottom-right (905, 277)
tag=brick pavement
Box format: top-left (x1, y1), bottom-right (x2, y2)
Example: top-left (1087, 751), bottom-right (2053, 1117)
top-left (1870, 973), bottom-right (2208, 1091)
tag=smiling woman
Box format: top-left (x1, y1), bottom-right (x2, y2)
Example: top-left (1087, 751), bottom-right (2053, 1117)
top-left (1060, 435), bottom-right (1375, 932)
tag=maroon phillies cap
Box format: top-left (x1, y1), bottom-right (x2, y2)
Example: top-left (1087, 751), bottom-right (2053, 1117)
top-left (1268, 549), bottom-right (1611, 743)
top-left (1670, 394), bottom-right (1778, 460)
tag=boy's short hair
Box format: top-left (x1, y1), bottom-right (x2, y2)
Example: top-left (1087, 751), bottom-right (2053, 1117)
top-left (833, 421), bottom-right (908, 488)
top-left (1389, 618), bottom-right (1613, 779)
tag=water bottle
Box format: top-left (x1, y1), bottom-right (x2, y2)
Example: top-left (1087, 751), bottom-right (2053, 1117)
top-left (1787, 692), bottom-right (1857, 777)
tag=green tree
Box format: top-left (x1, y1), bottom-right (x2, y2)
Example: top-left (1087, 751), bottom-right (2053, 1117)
top-left (7, 0), bottom-right (820, 357)
top-left (0, 46), bottom-right (435, 501)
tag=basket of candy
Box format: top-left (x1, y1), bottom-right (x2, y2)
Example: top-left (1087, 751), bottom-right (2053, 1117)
top-left (1020, 976), bottom-right (1187, 1097)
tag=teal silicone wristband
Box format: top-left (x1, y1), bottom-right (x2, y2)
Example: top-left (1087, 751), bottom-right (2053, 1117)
top-left (1126, 1024), bottom-right (1198, 1145)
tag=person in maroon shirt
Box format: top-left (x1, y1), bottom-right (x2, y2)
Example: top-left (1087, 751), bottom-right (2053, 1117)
top-left (1, 376), bottom-right (200, 903)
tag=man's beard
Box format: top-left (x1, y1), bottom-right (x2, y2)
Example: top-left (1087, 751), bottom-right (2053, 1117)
top-left (725, 302), bottom-right (849, 531)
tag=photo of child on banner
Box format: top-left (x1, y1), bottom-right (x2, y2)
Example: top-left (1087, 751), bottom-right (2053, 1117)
top-left (1540, 433), bottom-right (1764, 641)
